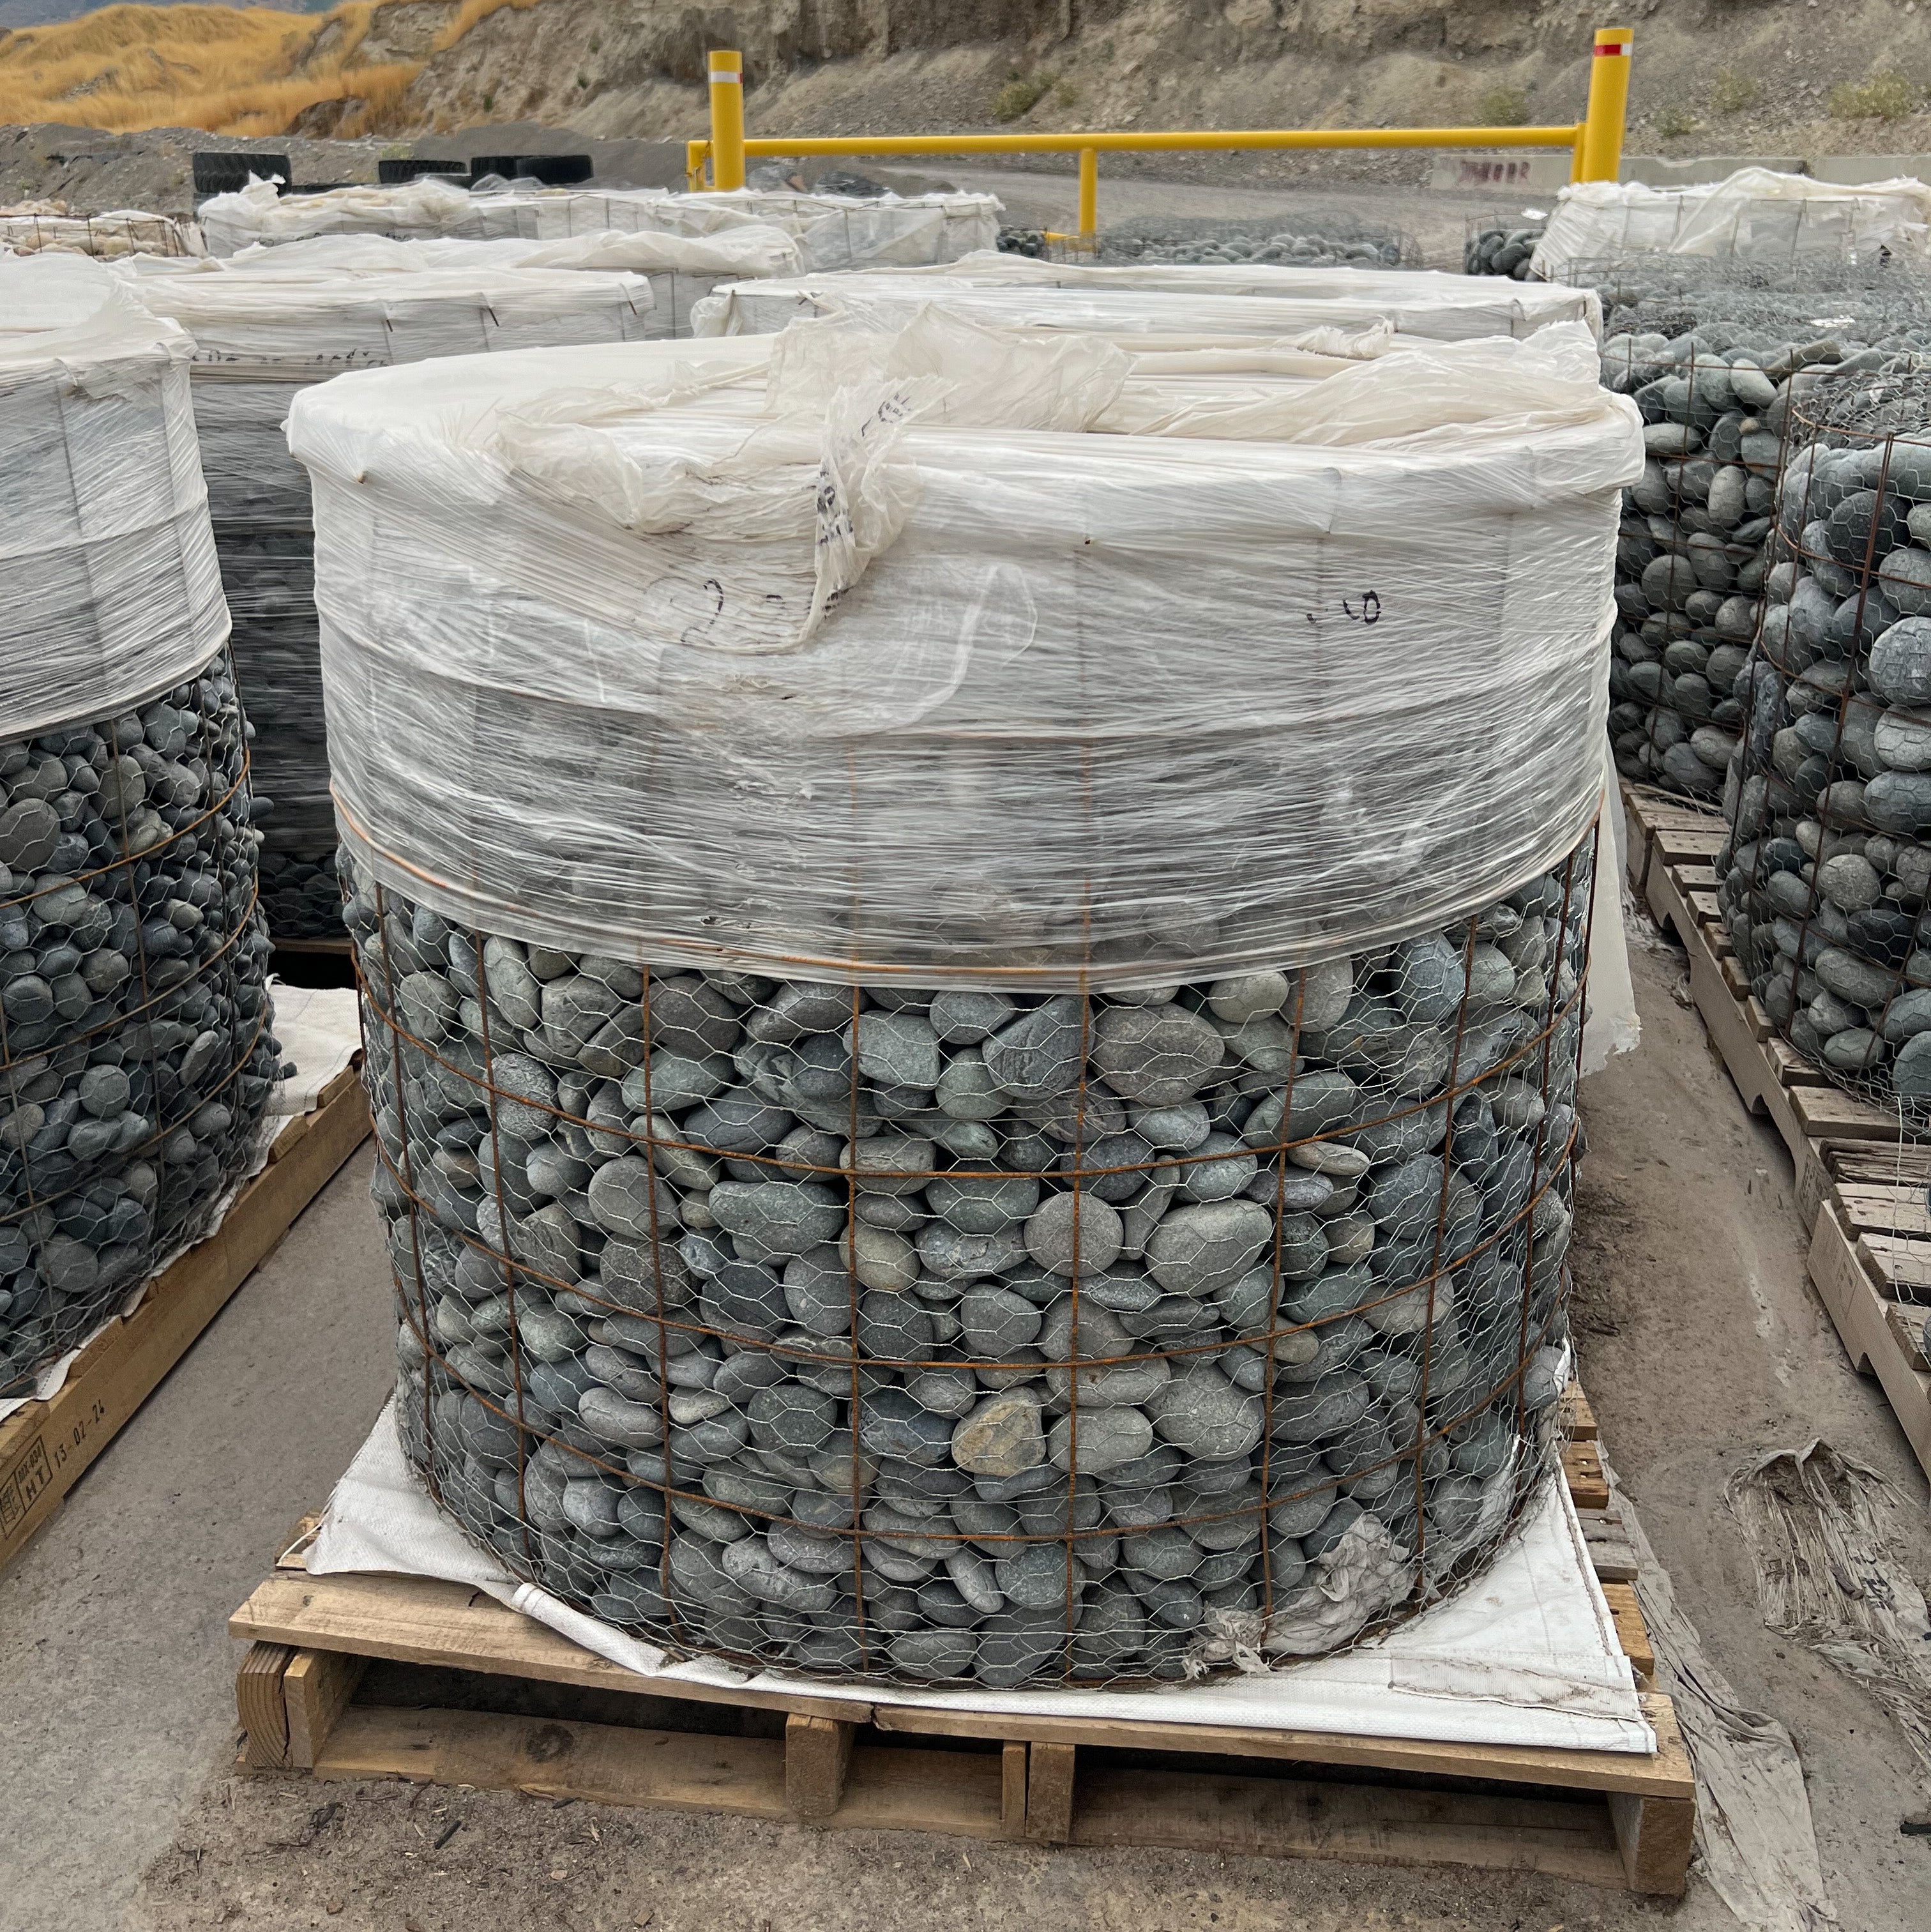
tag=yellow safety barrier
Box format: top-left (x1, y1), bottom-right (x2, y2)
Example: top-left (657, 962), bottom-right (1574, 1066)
top-left (687, 27), bottom-right (1632, 241)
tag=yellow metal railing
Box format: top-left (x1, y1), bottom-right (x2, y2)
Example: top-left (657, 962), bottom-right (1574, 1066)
top-left (686, 27), bottom-right (1633, 240)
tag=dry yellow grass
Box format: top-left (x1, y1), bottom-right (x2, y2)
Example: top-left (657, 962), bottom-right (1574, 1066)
top-left (0, 0), bottom-right (550, 137)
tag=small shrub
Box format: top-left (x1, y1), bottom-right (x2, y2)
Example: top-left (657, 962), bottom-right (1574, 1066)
top-left (1656, 105), bottom-right (1699, 138)
top-left (1478, 82), bottom-right (1529, 126)
top-left (1053, 78), bottom-right (1079, 109)
top-left (576, 73), bottom-right (589, 89)
top-left (1830, 71), bottom-right (1916, 120)
top-left (1710, 69), bottom-right (1761, 114)
top-left (994, 72), bottom-right (1055, 122)
top-left (482, 91), bottom-right (494, 112)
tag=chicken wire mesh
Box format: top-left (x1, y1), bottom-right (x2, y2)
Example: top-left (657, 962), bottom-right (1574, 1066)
top-left (0, 649), bottom-right (280, 1397)
top-left (998, 212), bottom-right (1412, 269)
top-left (1722, 365), bottom-right (1931, 1122)
top-left (1593, 265), bottom-right (1931, 804)
top-left (0, 209), bottom-right (196, 259)
top-left (356, 820), bottom-right (1593, 1689)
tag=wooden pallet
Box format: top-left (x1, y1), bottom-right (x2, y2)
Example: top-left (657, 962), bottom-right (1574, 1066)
top-left (0, 1063), bottom-right (370, 1572)
top-left (229, 1398), bottom-right (1690, 1896)
top-left (1620, 782), bottom-right (1931, 1482)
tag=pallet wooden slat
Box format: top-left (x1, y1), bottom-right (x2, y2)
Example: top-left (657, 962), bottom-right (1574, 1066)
top-left (237, 1643), bottom-right (296, 1770)
top-left (1622, 782), bottom-right (1931, 1484)
top-left (785, 1714), bottom-right (854, 1823)
top-left (1600, 1584), bottom-right (1655, 1685)
top-left (1561, 1441), bottom-right (1610, 1512)
top-left (227, 1392), bottom-right (1693, 1896)
top-left (0, 1066), bottom-right (370, 1572)
top-left (1069, 1763), bottom-right (1628, 1888)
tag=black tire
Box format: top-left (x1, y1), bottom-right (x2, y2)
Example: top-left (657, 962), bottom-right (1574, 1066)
top-left (193, 151), bottom-right (289, 198)
top-left (469, 153), bottom-right (592, 187)
top-left (377, 158), bottom-right (471, 185)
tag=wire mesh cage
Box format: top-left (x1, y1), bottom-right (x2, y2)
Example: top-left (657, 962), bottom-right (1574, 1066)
top-left (1721, 364), bottom-right (1931, 1121)
top-left (0, 210), bottom-right (195, 259)
top-left (354, 819), bottom-right (1594, 1689)
top-left (1594, 266), bottom-right (1931, 804)
top-left (1089, 211), bottom-right (1412, 270)
top-left (0, 650), bottom-right (280, 1397)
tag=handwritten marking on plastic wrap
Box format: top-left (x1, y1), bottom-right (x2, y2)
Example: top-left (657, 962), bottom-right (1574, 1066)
top-left (1305, 591), bottom-right (1385, 625)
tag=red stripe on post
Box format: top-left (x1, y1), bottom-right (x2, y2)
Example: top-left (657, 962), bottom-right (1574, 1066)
top-left (1593, 42), bottom-right (1630, 55)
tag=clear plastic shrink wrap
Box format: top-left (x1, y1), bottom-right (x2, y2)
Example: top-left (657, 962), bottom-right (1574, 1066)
top-left (116, 259), bottom-right (660, 940)
top-left (694, 269), bottom-right (1599, 348)
top-left (292, 314), bottom-right (1644, 1685)
top-left (1531, 168), bottom-right (1931, 283)
top-left (729, 249), bottom-right (1602, 341)
top-left (0, 208), bottom-right (199, 259)
top-left (197, 226), bottom-right (807, 338)
top-left (0, 255), bottom-right (276, 1397)
top-left (198, 176), bottom-right (999, 273)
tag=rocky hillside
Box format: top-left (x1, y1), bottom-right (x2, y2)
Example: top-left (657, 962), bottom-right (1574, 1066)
top-left (10, 1), bottom-right (1931, 185)
top-left (295, 0), bottom-right (1931, 185)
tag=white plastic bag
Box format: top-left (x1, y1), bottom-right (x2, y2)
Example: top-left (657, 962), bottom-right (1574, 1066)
top-left (289, 314), bottom-right (1644, 985)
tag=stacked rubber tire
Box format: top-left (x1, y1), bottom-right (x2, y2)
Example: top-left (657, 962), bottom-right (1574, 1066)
top-left (0, 257), bottom-right (277, 1399)
top-left (1721, 366), bottom-right (1931, 1116)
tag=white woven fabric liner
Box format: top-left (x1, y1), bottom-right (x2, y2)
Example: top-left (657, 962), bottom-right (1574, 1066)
top-left (313, 1401), bottom-right (1653, 1756)
top-left (0, 982), bottom-right (362, 1422)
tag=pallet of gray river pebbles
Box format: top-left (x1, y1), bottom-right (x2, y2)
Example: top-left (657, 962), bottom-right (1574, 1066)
top-left (1720, 367), bottom-right (1931, 1118)
top-left (1464, 223), bottom-right (1545, 279)
top-left (358, 844), bottom-right (1589, 1687)
top-left (0, 652), bottom-right (280, 1397)
top-left (1602, 301), bottom-right (1931, 802)
top-left (1096, 219), bottom-right (1406, 268)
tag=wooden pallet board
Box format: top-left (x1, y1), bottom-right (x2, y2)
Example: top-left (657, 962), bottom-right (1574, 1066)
top-left (227, 1396), bottom-right (1693, 1896)
top-left (1621, 782), bottom-right (1931, 1484)
top-left (1808, 1200), bottom-right (1931, 1480)
top-left (0, 1064), bottom-right (370, 1572)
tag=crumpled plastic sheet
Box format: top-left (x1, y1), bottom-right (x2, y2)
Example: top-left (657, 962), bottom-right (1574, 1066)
top-left (0, 252), bottom-right (229, 742)
top-left (1607, 1444), bottom-right (1839, 1931)
top-left (1729, 1440), bottom-right (1931, 1788)
top-left (287, 308), bottom-right (1644, 988)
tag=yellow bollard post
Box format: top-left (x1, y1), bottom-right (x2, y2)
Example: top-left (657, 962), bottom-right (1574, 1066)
top-left (1579, 26), bottom-right (1632, 183)
top-left (1078, 146), bottom-right (1098, 245)
top-left (708, 49), bottom-right (746, 192)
